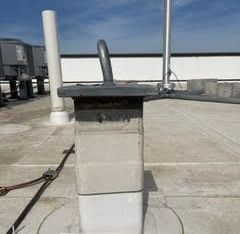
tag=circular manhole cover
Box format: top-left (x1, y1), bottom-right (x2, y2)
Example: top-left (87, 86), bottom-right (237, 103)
top-left (0, 124), bottom-right (31, 135)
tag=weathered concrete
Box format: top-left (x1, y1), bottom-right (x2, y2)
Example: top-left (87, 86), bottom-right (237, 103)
top-left (232, 83), bottom-right (240, 98)
top-left (0, 197), bottom-right (73, 234)
top-left (166, 197), bottom-right (240, 234)
top-left (75, 133), bottom-right (143, 194)
top-left (204, 79), bottom-right (218, 96)
top-left (72, 96), bottom-right (145, 233)
top-left (187, 79), bottom-right (205, 94)
top-left (1, 96), bottom-right (240, 233)
top-left (217, 83), bottom-right (233, 98)
top-left (187, 79), bottom-right (219, 96)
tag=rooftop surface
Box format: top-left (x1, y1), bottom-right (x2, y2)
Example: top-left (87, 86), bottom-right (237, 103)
top-left (0, 95), bottom-right (240, 233)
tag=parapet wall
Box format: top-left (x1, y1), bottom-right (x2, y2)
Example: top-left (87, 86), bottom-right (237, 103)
top-left (61, 53), bottom-right (240, 83)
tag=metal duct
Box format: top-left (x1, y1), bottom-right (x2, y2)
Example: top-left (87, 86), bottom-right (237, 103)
top-left (97, 39), bottom-right (114, 86)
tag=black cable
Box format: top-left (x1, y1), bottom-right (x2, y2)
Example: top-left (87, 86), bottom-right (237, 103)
top-left (0, 176), bottom-right (46, 196)
top-left (163, 203), bottom-right (185, 234)
top-left (170, 69), bottom-right (182, 90)
top-left (6, 180), bottom-right (52, 234)
top-left (6, 144), bottom-right (74, 234)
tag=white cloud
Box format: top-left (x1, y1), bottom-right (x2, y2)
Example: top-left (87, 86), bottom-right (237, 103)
top-left (1, 0), bottom-right (239, 53)
top-left (60, 12), bottom-right (163, 53)
top-left (59, 0), bottom-right (208, 53)
top-left (0, 23), bottom-right (43, 45)
top-left (173, 11), bottom-right (240, 52)
top-left (174, 0), bottom-right (200, 7)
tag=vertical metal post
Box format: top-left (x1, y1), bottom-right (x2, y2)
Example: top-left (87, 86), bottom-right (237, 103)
top-left (42, 10), bottom-right (69, 124)
top-left (162, 0), bottom-right (174, 91)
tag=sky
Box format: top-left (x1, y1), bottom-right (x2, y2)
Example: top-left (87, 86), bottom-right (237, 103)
top-left (0, 0), bottom-right (239, 54)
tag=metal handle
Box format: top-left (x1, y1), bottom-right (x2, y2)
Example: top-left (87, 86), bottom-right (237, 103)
top-left (97, 39), bottom-right (114, 86)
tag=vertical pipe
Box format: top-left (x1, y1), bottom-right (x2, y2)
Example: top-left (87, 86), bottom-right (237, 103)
top-left (42, 10), bottom-right (69, 124)
top-left (162, 0), bottom-right (173, 91)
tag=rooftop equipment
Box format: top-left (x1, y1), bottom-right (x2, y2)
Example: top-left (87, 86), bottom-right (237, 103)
top-left (0, 38), bottom-right (28, 75)
top-left (32, 45), bottom-right (47, 76)
top-left (0, 45), bottom-right (4, 107)
top-left (32, 45), bottom-right (48, 94)
top-left (0, 48), bottom-right (4, 107)
top-left (0, 38), bottom-right (34, 99)
top-left (0, 85), bottom-right (4, 107)
top-left (25, 43), bottom-right (35, 77)
top-left (0, 44), bottom-right (3, 78)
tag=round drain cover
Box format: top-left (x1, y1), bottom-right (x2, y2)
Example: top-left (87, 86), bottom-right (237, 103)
top-left (0, 124), bottom-right (31, 135)
top-left (38, 200), bottom-right (183, 234)
top-left (144, 206), bottom-right (183, 234)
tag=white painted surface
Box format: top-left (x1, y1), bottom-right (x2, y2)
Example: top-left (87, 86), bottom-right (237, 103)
top-left (42, 10), bottom-right (69, 124)
top-left (49, 111), bottom-right (69, 125)
top-left (78, 192), bottom-right (143, 234)
top-left (61, 56), bottom-right (240, 83)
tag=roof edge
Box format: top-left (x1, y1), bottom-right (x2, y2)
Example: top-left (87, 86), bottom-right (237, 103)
top-left (61, 52), bottom-right (240, 58)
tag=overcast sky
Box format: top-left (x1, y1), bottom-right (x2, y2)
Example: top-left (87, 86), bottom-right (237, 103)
top-left (0, 0), bottom-right (239, 53)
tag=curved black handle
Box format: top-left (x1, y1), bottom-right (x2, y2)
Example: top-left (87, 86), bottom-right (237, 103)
top-left (97, 39), bottom-right (114, 86)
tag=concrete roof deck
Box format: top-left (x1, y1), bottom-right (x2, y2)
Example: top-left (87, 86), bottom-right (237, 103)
top-left (0, 95), bottom-right (240, 233)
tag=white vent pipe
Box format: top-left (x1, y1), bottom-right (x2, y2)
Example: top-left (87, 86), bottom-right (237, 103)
top-left (42, 10), bottom-right (69, 124)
